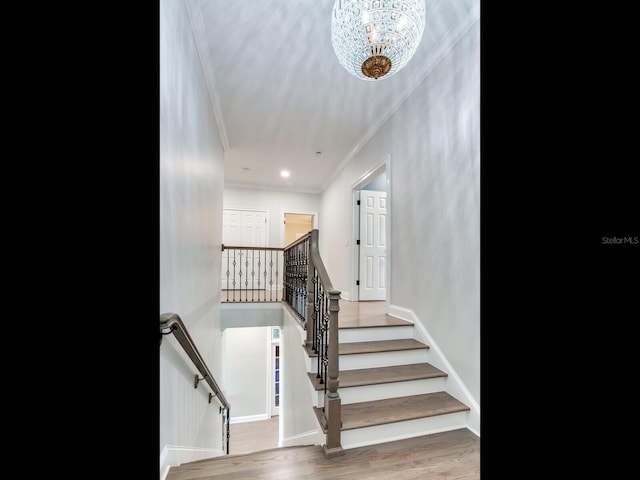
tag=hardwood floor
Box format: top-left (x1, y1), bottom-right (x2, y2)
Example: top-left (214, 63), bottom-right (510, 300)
top-left (338, 300), bottom-right (409, 328)
top-left (229, 416), bottom-right (280, 455)
top-left (166, 428), bottom-right (480, 479)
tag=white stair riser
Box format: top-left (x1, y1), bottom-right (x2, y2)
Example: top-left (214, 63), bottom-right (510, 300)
top-left (342, 349), bottom-right (427, 370)
top-left (340, 411), bottom-right (469, 450)
top-left (314, 377), bottom-right (447, 407)
top-left (338, 326), bottom-right (414, 343)
top-left (309, 349), bottom-right (427, 372)
top-left (305, 356), bottom-right (314, 372)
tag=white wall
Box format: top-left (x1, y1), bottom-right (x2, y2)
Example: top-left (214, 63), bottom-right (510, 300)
top-left (220, 305), bottom-right (322, 447)
top-left (224, 187), bottom-right (321, 247)
top-left (280, 308), bottom-right (324, 447)
top-left (160, 0), bottom-right (226, 471)
top-left (221, 303), bottom-right (283, 330)
top-left (362, 172), bottom-right (386, 191)
top-left (319, 17), bottom-right (480, 405)
top-left (223, 327), bottom-right (270, 420)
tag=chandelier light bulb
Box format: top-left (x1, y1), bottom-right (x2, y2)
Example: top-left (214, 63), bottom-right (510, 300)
top-left (331, 0), bottom-right (426, 81)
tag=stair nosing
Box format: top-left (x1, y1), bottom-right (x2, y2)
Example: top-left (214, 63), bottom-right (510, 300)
top-left (304, 339), bottom-right (428, 358)
top-left (339, 338), bottom-right (429, 355)
top-left (313, 392), bottom-right (470, 432)
top-left (339, 314), bottom-right (414, 329)
top-left (339, 323), bottom-right (413, 329)
top-left (307, 363), bottom-right (447, 391)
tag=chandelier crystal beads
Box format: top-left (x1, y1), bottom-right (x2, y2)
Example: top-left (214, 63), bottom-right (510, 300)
top-left (331, 0), bottom-right (426, 81)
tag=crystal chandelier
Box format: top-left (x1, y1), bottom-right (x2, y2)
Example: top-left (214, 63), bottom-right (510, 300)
top-left (331, 0), bottom-right (426, 81)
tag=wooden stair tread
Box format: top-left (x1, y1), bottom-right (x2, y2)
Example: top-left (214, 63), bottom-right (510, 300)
top-left (313, 392), bottom-right (469, 433)
top-left (339, 313), bottom-right (413, 329)
top-left (340, 338), bottom-right (428, 355)
top-left (307, 363), bottom-right (446, 391)
top-left (304, 338), bottom-right (428, 358)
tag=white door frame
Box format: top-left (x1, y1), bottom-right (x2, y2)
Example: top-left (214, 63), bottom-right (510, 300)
top-left (268, 327), bottom-right (281, 417)
top-left (351, 154), bottom-right (391, 305)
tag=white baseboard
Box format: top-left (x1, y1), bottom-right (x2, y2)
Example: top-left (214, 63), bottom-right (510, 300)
top-left (280, 429), bottom-right (323, 448)
top-left (230, 413), bottom-right (269, 424)
top-left (388, 304), bottom-right (480, 436)
top-left (160, 444), bottom-right (223, 480)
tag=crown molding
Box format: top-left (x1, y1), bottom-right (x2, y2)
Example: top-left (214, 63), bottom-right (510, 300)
top-left (185, 0), bottom-right (230, 152)
top-left (224, 182), bottom-right (321, 196)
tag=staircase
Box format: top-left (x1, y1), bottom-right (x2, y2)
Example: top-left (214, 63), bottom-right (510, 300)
top-left (163, 302), bottom-right (476, 479)
top-left (306, 306), bottom-right (470, 450)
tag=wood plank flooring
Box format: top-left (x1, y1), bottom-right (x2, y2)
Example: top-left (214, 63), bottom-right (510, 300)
top-left (166, 428), bottom-right (480, 480)
top-left (229, 417), bottom-right (279, 455)
top-left (337, 300), bottom-right (410, 327)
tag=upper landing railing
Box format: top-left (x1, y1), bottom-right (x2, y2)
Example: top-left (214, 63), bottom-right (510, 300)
top-left (221, 245), bottom-right (284, 302)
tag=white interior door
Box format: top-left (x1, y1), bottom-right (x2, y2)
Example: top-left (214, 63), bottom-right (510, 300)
top-left (222, 210), bottom-right (241, 289)
top-left (241, 210), bottom-right (267, 247)
top-left (358, 190), bottom-right (387, 300)
top-left (222, 209), bottom-right (267, 289)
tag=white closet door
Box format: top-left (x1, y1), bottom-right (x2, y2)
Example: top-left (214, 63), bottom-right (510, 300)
top-left (222, 209), bottom-right (267, 290)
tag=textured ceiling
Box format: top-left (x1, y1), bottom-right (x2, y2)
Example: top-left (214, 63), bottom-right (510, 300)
top-left (195, 0), bottom-right (478, 193)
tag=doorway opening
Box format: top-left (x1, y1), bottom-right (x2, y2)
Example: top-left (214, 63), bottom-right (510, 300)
top-left (282, 212), bottom-right (316, 247)
top-left (270, 326), bottom-right (281, 417)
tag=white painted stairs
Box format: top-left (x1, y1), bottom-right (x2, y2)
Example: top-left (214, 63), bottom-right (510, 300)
top-left (305, 314), bottom-right (470, 450)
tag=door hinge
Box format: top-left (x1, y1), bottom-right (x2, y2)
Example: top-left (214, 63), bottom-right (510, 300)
top-left (356, 280), bottom-right (360, 286)
top-left (357, 200), bottom-right (360, 205)
top-left (356, 239), bottom-right (360, 245)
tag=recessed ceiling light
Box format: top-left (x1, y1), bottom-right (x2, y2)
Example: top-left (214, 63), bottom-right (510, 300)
top-left (280, 170), bottom-right (290, 178)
